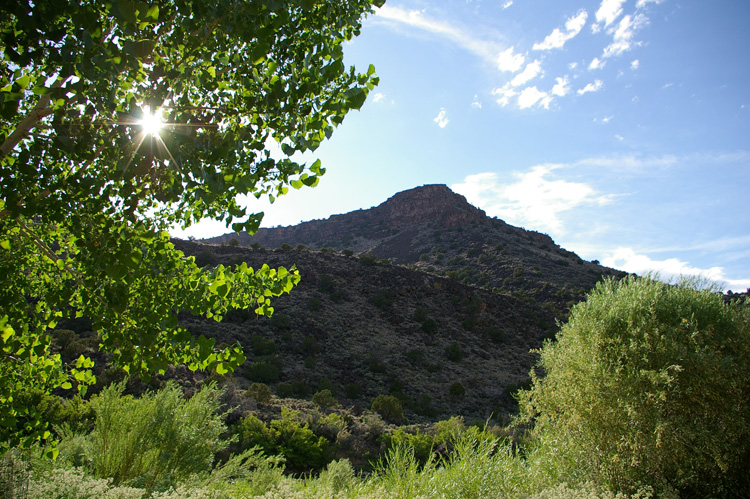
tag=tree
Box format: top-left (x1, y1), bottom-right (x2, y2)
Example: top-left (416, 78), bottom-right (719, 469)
top-left (518, 276), bottom-right (750, 496)
top-left (0, 0), bottom-right (384, 455)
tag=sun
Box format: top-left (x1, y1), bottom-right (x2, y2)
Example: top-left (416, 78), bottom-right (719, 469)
top-left (139, 105), bottom-right (164, 136)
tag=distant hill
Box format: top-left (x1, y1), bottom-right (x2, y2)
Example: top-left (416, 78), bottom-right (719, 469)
top-left (171, 185), bottom-right (627, 423)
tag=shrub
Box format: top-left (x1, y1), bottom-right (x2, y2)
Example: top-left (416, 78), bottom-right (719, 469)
top-left (421, 318), bottom-right (438, 334)
top-left (444, 343), bottom-right (463, 362)
top-left (405, 348), bottom-right (426, 365)
top-left (269, 313), bottom-right (291, 330)
top-left (519, 276), bottom-right (750, 497)
top-left (83, 381), bottom-right (229, 491)
top-left (359, 253), bottom-right (379, 266)
top-left (371, 395), bottom-right (404, 424)
top-left (341, 249), bottom-right (354, 257)
top-left (249, 335), bottom-right (277, 356)
top-left (371, 290), bottom-right (395, 310)
top-left (244, 360), bottom-right (281, 383)
top-left (312, 389), bottom-right (337, 409)
top-left (344, 383), bottom-right (362, 400)
top-left (246, 383), bottom-right (272, 404)
top-left (412, 307), bottom-right (429, 322)
top-left (449, 382), bottom-right (465, 400)
top-left (279, 243), bottom-right (292, 250)
top-left (307, 297), bottom-right (322, 312)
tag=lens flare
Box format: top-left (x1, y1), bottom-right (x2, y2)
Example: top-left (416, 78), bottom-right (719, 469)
top-left (139, 105), bottom-right (164, 136)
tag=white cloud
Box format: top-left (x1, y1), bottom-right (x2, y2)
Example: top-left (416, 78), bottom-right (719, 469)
top-left (372, 92), bottom-right (385, 102)
top-left (376, 6), bottom-right (514, 72)
top-left (568, 61), bottom-right (579, 70)
top-left (577, 80), bottom-right (604, 95)
top-left (614, 134), bottom-right (625, 141)
top-left (518, 87), bottom-right (552, 109)
top-left (451, 167), bottom-right (614, 235)
top-left (595, 0), bottom-right (626, 28)
top-left (551, 76), bottom-right (571, 96)
top-left (434, 108), bottom-right (449, 128)
top-left (631, 59), bottom-right (640, 70)
top-left (502, 1), bottom-right (513, 9)
top-left (497, 47), bottom-right (526, 72)
top-left (471, 95), bottom-right (482, 109)
top-left (602, 247), bottom-right (727, 283)
top-left (589, 57), bottom-right (605, 70)
top-left (636, 0), bottom-right (663, 8)
top-left (511, 60), bottom-right (543, 86)
top-left (600, 115), bottom-right (613, 123)
top-left (492, 84), bottom-right (518, 107)
top-left (533, 10), bottom-right (588, 50)
top-left (603, 13), bottom-right (649, 58)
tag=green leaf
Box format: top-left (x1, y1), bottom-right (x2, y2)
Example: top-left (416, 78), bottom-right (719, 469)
top-left (0, 240), bottom-right (10, 250)
top-left (105, 264), bottom-right (128, 280)
top-left (1, 326), bottom-right (13, 343)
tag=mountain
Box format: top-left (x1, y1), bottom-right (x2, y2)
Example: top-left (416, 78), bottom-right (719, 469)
top-left (171, 185), bottom-right (626, 424)
top-left (206, 184), bottom-right (625, 312)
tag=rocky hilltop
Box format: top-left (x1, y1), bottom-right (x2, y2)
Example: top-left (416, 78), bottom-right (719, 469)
top-left (206, 184), bottom-right (625, 311)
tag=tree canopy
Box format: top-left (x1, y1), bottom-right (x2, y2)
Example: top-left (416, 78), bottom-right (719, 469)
top-left (0, 0), bottom-right (383, 455)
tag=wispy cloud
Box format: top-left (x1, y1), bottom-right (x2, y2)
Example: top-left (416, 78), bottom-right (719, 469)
top-left (372, 92), bottom-right (385, 103)
top-left (577, 80), bottom-right (604, 95)
top-left (502, 1), bottom-right (513, 9)
top-left (434, 108), bottom-right (449, 128)
top-left (533, 10), bottom-right (588, 51)
top-left (471, 95), bottom-right (482, 109)
top-left (636, 0), bottom-right (664, 8)
top-left (631, 59), bottom-right (640, 70)
top-left (375, 6), bottom-right (519, 74)
top-left (603, 13), bottom-right (649, 58)
top-left (452, 167), bottom-right (615, 235)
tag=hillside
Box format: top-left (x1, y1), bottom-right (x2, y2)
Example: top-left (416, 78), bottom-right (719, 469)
top-left (174, 185), bottom-right (628, 423)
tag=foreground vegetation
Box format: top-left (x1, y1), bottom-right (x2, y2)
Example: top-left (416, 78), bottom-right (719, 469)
top-left (2, 276), bottom-right (747, 498)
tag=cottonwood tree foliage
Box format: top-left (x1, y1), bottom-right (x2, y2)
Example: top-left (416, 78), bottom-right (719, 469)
top-left (0, 0), bottom-right (383, 454)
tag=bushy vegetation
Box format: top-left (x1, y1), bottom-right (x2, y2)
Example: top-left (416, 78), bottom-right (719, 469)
top-left (7, 276), bottom-right (749, 498)
top-left (518, 276), bottom-right (750, 497)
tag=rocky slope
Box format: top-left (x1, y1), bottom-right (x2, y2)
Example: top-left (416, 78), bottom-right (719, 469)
top-left (175, 185), bottom-right (628, 423)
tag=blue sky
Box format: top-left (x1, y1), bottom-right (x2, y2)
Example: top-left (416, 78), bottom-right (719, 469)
top-left (177, 0), bottom-right (750, 292)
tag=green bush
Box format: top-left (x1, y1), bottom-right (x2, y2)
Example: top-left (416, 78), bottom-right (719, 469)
top-left (344, 383), bottom-right (362, 400)
top-left (421, 318), bottom-right (438, 334)
top-left (249, 335), bottom-right (277, 356)
top-left (371, 290), bottom-right (395, 310)
top-left (444, 343), bottom-right (463, 362)
top-left (269, 313), bottom-right (291, 330)
top-left (312, 389), bottom-right (338, 409)
top-left (449, 382), bottom-right (465, 401)
top-left (413, 307), bottom-right (429, 322)
top-left (519, 276), bottom-right (750, 497)
top-left (244, 359), bottom-right (281, 383)
top-left (359, 253), bottom-right (379, 266)
top-left (246, 383), bottom-right (272, 404)
top-left (371, 395), bottom-right (404, 424)
top-left (82, 381), bottom-right (229, 491)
